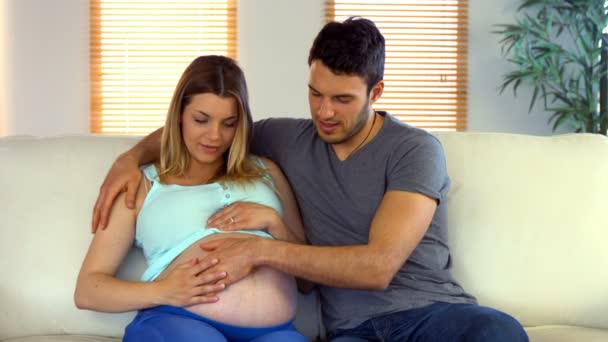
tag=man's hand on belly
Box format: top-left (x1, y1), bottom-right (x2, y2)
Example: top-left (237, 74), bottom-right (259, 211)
top-left (156, 257), bottom-right (228, 307)
top-left (199, 237), bottom-right (264, 286)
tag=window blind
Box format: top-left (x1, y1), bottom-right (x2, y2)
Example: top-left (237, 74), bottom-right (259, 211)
top-left (326, 0), bottom-right (468, 131)
top-left (90, 0), bottom-right (237, 134)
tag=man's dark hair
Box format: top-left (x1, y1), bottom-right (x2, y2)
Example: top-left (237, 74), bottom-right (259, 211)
top-left (308, 17), bottom-right (385, 92)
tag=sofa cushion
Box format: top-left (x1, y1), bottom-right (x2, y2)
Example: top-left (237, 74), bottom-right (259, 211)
top-left (2, 335), bottom-right (118, 342)
top-left (434, 132), bottom-right (608, 330)
top-left (525, 325), bottom-right (608, 342)
top-left (7, 325), bottom-right (606, 342)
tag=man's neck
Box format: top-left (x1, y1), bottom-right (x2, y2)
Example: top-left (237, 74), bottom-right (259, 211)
top-left (333, 111), bottom-right (384, 161)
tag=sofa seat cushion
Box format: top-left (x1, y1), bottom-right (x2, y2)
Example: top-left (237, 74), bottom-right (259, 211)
top-left (525, 325), bottom-right (608, 342)
top-left (2, 335), bottom-right (119, 342)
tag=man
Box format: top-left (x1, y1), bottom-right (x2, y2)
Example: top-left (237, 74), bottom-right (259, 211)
top-left (93, 17), bottom-right (528, 342)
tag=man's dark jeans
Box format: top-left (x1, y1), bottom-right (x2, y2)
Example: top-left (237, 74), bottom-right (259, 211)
top-left (329, 302), bottom-right (529, 342)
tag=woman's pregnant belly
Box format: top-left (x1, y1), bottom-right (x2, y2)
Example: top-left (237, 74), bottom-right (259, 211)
top-left (156, 233), bottom-right (298, 327)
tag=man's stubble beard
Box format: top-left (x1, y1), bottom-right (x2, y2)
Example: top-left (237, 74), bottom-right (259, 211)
top-left (316, 97), bottom-right (371, 145)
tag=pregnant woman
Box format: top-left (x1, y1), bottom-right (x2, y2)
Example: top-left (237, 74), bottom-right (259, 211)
top-left (74, 55), bottom-right (307, 342)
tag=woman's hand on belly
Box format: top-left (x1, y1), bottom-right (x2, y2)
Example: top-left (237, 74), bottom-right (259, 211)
top-left (155, 257), bottom-right (228, 307)
top-left (207, 201), bottom-right (279, 234)
top-left (199, 236), bottom-right (263, 286)
top-left (158, 234), bottom-right (297, 326)
top-left (206, 201), bottom-right (302, 243)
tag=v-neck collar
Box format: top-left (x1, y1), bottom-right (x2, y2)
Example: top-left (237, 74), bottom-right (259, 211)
top-left (328, 111), bottom-right (387, 164)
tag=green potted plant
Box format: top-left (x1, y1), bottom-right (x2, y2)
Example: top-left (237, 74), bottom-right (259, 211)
top-left (495, 0), bottom-right (608, 135)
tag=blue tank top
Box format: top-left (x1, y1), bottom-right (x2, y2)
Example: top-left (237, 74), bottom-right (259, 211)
top-left (136, 162), bottom-right (283, 281)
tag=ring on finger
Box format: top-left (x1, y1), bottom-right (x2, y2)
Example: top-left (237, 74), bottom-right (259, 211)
top-left (230, 216), bottom-right (235, 224)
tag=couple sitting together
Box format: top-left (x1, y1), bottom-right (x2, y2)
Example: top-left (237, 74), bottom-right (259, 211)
top-left (74, 17), bottom-right (529, 342)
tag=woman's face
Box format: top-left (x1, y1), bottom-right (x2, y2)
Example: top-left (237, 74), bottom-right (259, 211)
top-left (181, 93), bottom-right (238, 168)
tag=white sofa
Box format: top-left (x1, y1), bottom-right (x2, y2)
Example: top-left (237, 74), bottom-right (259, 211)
top-left (1, 132), bottom-right (607, 342)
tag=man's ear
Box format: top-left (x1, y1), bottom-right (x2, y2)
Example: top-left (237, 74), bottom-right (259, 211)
top-left (370, 81), bottom-right (384, 103)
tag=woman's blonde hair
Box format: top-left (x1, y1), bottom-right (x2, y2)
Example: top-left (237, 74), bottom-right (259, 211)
top-left (158, 55), bottom-right (266, 184)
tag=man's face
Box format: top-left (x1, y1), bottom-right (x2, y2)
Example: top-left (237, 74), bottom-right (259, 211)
top-left (307, 60), bottom-right (373, 145)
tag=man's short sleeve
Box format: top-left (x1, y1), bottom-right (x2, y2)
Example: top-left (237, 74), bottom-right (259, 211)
top-left (386, 134), bottom-right (450, 203)
top-left (251, 118), bottom-right (308, 162)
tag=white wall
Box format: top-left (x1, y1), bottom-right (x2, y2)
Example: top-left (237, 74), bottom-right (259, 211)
top-left (0, 0), bottom-right (563, 137)
top-left (238, 0), bottom-right (323, 120)
top-left (468, 0), bottom-right (557, 135)
top-left (3, 0), bottom-right (89, 136)
top-left (0, 0), bottom-right (9, 136)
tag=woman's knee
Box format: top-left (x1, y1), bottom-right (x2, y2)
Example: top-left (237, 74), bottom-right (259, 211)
top-left (124, 319), bottom-right (166, 342)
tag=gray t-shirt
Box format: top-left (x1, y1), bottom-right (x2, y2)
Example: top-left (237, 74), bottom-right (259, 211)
top-left (251, 112), bottom-right (476, 333)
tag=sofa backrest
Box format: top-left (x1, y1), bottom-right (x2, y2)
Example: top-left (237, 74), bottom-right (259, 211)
top-left (0, 135), bottom-right (139, 339)
top-left (434, 132), bottom-right (608, 330)
top-left (1, 133), bottom-right (607, 339)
